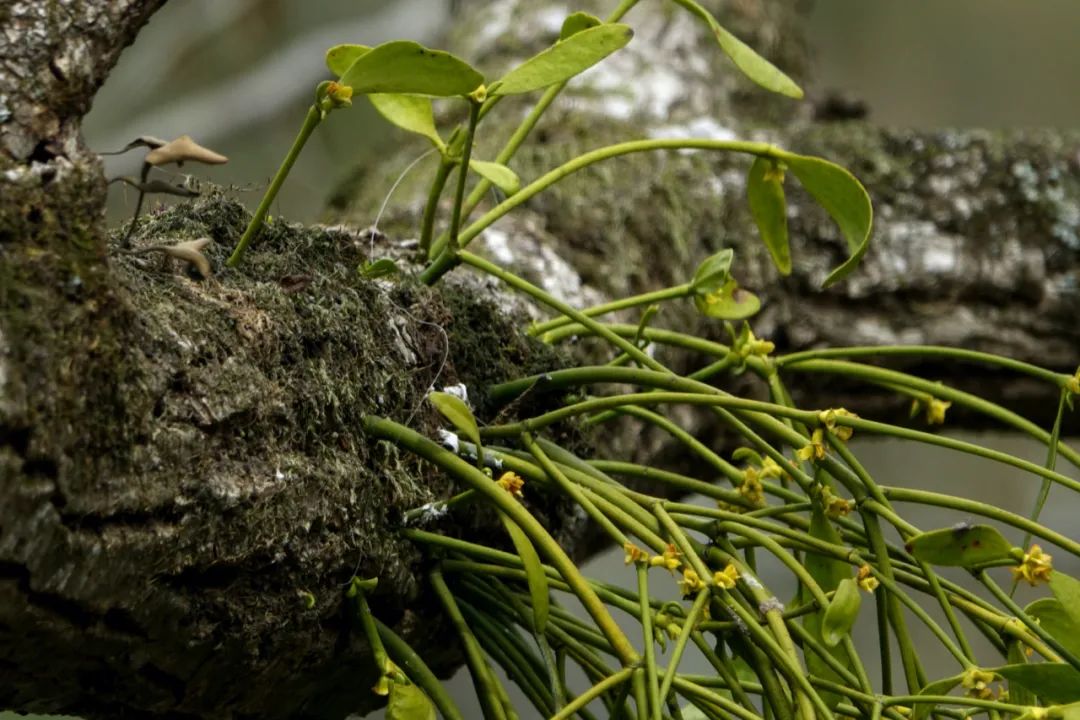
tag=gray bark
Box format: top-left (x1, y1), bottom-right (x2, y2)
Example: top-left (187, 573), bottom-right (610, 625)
top-left (2, 0), bottom-right (1079, 718)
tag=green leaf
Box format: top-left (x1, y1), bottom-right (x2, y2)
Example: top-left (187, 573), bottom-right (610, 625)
top-left (1007, 642), bottom-right (1037, 709)
top-left (491, 24), bottom-right (633, 96)
top-left (1052, 571), bottom-right (1080, 630)
top-left (777, 152), bottom-right (873, 286)
top-left (1027, 597), bottom-right (1080, 658)
top-left (993, 663), bottom-right (1080, 704)
top-left (326, 44), bottom-right (371, 77)
top-left (690, 249), bottom-right (733, 293)
top-left (368, 94), bottom-right (444, 149)
top-left (500, 514), bottom-right (550, 635)
top-left (669, 0), bottom-right (803, 98)
top-left (904, 524), bottom-right (1015, 567)
top-left (806, 507), bottom-right (851, 596)
top-left (911, 674), bottom-right (965, 720)
top-left (469, 160), bottom-right (521, 195)
top-left (360, 258), bottom-right (400, 279)
top-left (428, 392), bottom-right (480, 448)
top-left (732, 447), bottom-right (765, 466)
top-left (1063, 701), bottom-right (1080, 720)
top-left (693, 278), bottom-right (760, 320)
top-left (387, 677), bottom-right (436, 720)
top-left (747, 156), bottom-right (791, 274)
top-left (679, 705), bottom-right (710, 720)
top-left (821, 578), bottom-right (861, 647)
top-left (711, 23), bottom-right (803, 99)
top-left (560, 11), bottom-right (602, 40)
top-left (341, 40), bottom-right (484, 97)
top-left (802, 506), bottom-right (852, 711)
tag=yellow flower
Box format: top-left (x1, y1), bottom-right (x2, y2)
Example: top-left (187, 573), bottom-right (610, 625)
top-left (713, 563), bottom-right (740, 590)
top-left (1066, 368), bottom-right (1080, 396)
top-left (496, 471), bottom-right (525, 498)
top-left (623, 543), bottom-right (647, 566)
top-left (821, 485), bottom-right (854, 518)
top-left (325, 81), bottom-right (354, 108)
top-left (796, 429), bottom-right (827, 462)
top-left (737, 328), bottom-right (776, 359)
top-left (649, 544), bottom-right (682, 573)
top-left (961, 668), bottom-right (997, 700)
top-left (759, 456), bottom-right (786, 480)
top-left (678, 568), bottom-right (705, 596)
top-left (857, 564), bottom-right (879, 593)
top-left (1011, 544), bottom-right (1053, 586)
top-left (910, 396), bottom-right (951, 425)
top-left (739, 466), bottom-right (765, 507)
top-left (819, 408), bottom-right (858, 442)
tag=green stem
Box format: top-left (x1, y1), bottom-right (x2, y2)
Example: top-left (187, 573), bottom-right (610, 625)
top-left (425, 0), bottom-right (642, 264)
top-left (522, 432), bottom-right (627, 545)
top-left (530, 284), bottom-right (692, 337)
top-left (421, 139), bottom-right (778, 284)
top-left (448, 100), bottom-right (481, 255)
top-left (637, 565), bottom-right (662, 720)
top-left (777, 345), bottom-right (1066, 386)
top-left (365, 415), bottom-right (640, 666)
top-left (783, 359), bottom-right (1080, 472)
top-left (430, 569), bottom-right (509, 720)
top-left (978, 571), bottom-right (1080, 670)
top-left (551, 667), bottom-right (635, 720)
top-left (1020, 388), bottom-right (1069, 551)
top-left (228, 104), bottom-right (321, 267)
top-left (459, 252), bottom-right (666, 370)
top-left (350, 580), bottom-right (390, 673)
top-left (828, 438), bottom-right (976, 664)
top-left (657, 589), bottom-right (711, 704)
top-left (482, 390), bottom-right (813, 438)
top-left (375, 617), bottom-right (466, 720)
top-left (880, 487), bottom-right (1080, 556)
top-left (419, 157), bottom-right (454, 257)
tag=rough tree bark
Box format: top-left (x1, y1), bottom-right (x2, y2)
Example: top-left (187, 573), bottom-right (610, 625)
top-left (2, 0), bottom-right (1079, 718)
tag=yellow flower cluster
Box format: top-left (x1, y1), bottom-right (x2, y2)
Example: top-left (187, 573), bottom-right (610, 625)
top-left (650, 544), bottom-right (682, 572)
top-left (961, 668), bottom-right (998, 700)
top-left (1066, 367), bottom-right (1080, 396)
top-left (713, 563), bottom-right (740, 590)
top-left (857, 564), bottom-right (879, 593)
top-left (736, 328), bottom-right (776, 359)
top-left (819, 408), bottom-right (858, 442)
top-left (820, 485), bottom-right (854, 518)
top-left (496, 471), bottom-right (525, 498)
top-left (623, 543), bottom-right (682, 573)
top-left (796, 429), bottom-right (828, 462)
top-left (1011, 544), bottom-right (1053, 586)
top-left (911, 396), bottom-right (951, 425)
top-left (739, 466), bottom-right (766, 507)
top-left (325, 81), bottom-right (354, 108)
top-left (678, 568), bottom-right (705, 595)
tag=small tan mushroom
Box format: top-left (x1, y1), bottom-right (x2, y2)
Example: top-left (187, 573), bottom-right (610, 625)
top-left (145, 135), bottom-right (228, 167)
top-left (161, 238), bottom-right (213, 278)
top-left (128, 238), bottom-right (213, 279)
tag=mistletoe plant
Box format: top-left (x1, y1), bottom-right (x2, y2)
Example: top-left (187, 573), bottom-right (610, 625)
top-left (222, 2), bottom-right (1080, 720)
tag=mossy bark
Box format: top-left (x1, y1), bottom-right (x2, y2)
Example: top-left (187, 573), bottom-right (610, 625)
top-left (1, 3), bottom-right (571, 718)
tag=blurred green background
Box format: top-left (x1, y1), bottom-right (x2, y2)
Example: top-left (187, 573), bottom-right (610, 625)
top-left (9, 1), bottom-right (1080, 719)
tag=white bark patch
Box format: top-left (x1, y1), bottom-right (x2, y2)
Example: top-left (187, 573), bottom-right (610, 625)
top-left (481, 227), bottom-right (514, 264)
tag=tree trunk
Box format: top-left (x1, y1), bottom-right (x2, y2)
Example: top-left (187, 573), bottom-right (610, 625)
top-left (2, 1), bottom-right (1079, 718)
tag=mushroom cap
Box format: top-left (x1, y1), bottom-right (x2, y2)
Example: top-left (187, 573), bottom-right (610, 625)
top-left (145, 135), bottom-right (228, 167)
top-left (161, 238), bottom-right (213, 278)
